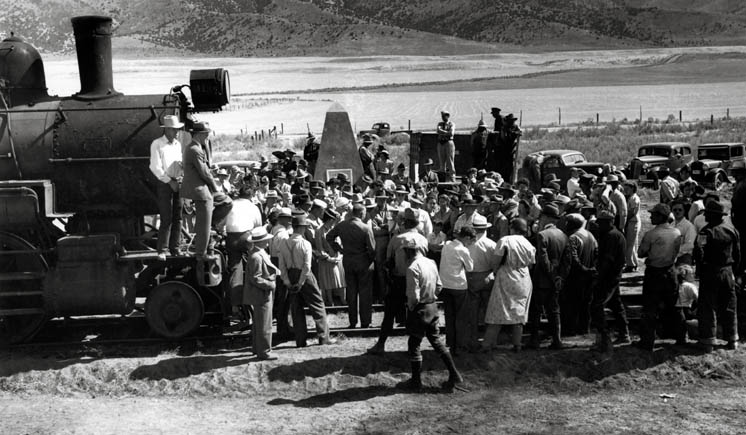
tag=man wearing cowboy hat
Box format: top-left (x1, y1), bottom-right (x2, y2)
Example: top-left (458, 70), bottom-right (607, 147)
top-left (279, 214), bottom-right (334, 347)
top-left (437, 110), bottom-right (456, 181)
top-left (181, 121), bottom-right (221, 260)
top-left (150, 114), bottom-right (185, 261)
top-left (466, 214), bottom-right (496, 351)
top-left (421, 158), bottom-right (439, 186)
top-left (359, 137), bottom-right (376, 179)
top-left (694, 200), bottom-right (741, 352)
top-left (392, 163), bottom-right (408, 187)
top-left (490, 107), bottom-right (503, 132)
top-left (282, 148), bottom-right (298, 173)
top-left (471, 119), bottom-right (489, 170)
top-left (244, 226), bottom-right (280, 360)
top-left (453, 194), bottom-right (484, 234)
top-left (606, 174), bottom-right (627, 233)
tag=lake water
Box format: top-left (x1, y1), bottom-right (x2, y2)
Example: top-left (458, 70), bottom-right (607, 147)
top-left (40, 46), bottom-right (746, 134)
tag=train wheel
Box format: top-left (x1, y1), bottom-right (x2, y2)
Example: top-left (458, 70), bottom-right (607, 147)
top-left (145, 281), bottom-right (204, 338)
top-left (0, 232), bottom-right (48, 345)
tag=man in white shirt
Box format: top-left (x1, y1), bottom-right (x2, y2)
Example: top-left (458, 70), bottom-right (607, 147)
top-left (225, 186), bottom-right (263, 306)
top-left (671, 200), bottom-right (696, 265)
top-left (439, 227), bottom-right (475, 355)
top-left (149, 115), bottom-right (184, 260)
top-left (567, 168), bottom-right (582, 198)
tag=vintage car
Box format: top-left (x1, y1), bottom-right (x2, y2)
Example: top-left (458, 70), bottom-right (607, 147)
top-left (626, 142), bottom-right (694, 187)
top-left (521, 150), bottom-right (605, 193)
top-left (691, 142), bottom-right (746, 189)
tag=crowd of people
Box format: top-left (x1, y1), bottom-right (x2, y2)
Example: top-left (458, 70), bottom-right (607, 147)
top-left (149, 113), bottom-right (746, 390)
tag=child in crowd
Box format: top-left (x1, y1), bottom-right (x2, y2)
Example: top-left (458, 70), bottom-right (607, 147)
top-left (676, 264), bottom-right (699, 339)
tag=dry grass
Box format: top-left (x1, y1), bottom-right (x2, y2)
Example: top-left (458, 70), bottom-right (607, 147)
top-left (212, 117), bottom-right (746, 170)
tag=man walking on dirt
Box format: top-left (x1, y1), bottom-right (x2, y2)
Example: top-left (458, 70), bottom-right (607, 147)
top-left (400, 238), bottom-right (464, 392)
top-left (437, 111), bottom-right (456, 181)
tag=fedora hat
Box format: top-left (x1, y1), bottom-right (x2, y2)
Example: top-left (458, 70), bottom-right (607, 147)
top-left (272, 150), bottom-right (287, 160)
top-left (471, 214), bottom-right (492, 229)
top-left (323, 208), bottom-right (339, 221)
top-left (351, 193), bottom-right (364, 204)
top-left (190, 121), bottom-right (211, 133)
top-left (403, 207), bottom-right (419, 222)
top-left (363, 197), bottom-right (377, 208)
top-left (292, 214), bottom-right (310, 227)
top-left (250, 227), bottom-right (273, 243)
top-left (542, 203), bottom-right (560, 218)
top-left (265, 190), bottom-right (279, 199)
top-left (704, 201), bottom-right (728, 215)
top-left (278, 207), bottom-right (293, 218)
top-left (361, 175), bottom-right (373, 184)
top-left (334, 197), bottom-right (350, 208)
top-left (312, 199), bottom-right (327, 209)
top-left (160, 115), bottom-right (184, 129)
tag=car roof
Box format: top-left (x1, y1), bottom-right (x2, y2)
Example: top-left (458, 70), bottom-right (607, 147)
top-left (638, 142), bottom-right (690, 148)
top-left (698, 142), bottom-right (745, 147)
top-left (528, 149), bottom-right (584, 157)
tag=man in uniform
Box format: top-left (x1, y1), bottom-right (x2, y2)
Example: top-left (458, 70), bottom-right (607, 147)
top-left (400, 238), bottom-right (463, 392)
top-left (181, 122), bottom-right (220, 260)
top-left (436, 110), bottom-right (456, 181)
top-left (278, 214), bottom-right (334, 347)
top-left (149, 115), bottom-right (184, 261)
top-left (694, 201), bottom-right (741, 352)
top-left (590, 210), bottom-right (629, 352)
top-left (420, 159), bottom-right (439, 186)
top-left (559, 213), bottom-right (598, 336)
top-left (471, 119), bottom-right (489, 170)
top-left (491, 107), bottom-right (503, 132)
top-left (636, 203), bottom-right (684, 350)
top-left (326, 203), bottom-right (376, 328)
top-left (359, 137), bottom-right (376, 179)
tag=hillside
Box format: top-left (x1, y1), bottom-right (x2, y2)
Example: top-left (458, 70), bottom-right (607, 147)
top-left (3, 0), bottom-right (746, 56)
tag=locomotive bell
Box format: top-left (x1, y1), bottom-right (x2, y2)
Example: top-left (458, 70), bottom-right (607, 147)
top-left (0, 33), bottom-right (50, 107)
top-left (71, 15), bottom-right (122, 100)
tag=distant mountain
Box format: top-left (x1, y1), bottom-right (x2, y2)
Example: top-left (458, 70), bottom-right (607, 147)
top-left (3, 0), bottom-right (746, 56)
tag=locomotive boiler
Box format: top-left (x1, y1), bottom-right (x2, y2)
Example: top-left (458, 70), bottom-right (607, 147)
top-left (0, 16), bottom-right (231, 344)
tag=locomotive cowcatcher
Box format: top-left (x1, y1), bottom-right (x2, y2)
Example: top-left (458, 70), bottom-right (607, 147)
top-left (0, 16), bottom-right (232, 344)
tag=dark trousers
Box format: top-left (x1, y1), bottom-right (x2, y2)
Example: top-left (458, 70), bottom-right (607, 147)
top-left (640, 265), bottom-right (685, 345)
top-left (344, 259), bottom-right (374, 327)
top-left (377, 275), bottom-right (407, 345)
top-left (251, 290), bottom-right (273, 357)
top-left (528, 286), bottom-right (561, 340)
top-left (156, 181), bottom-right (183, 254)
top-left (561, 271), bottom-right (594, 336)
top-left (590, 275), bottom-right (629, 339)
top-left (271, 257), bottom-right (292, 338)
top-left (289, 271), bottom-right (330, 347)
top-left (192, 197), bottom-right (213, 257)
top-left (442, 288), bottom-right (477, 351)
top-left (698, 265), bottom-right (739, 344)
top-left (407, 302), bottom-right (448, 362)
top-left (226, 231), bottom-right (250, 306)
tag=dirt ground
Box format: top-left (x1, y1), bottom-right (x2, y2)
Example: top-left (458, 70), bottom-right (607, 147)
top-left (2, 333), bottom-right (746, 435)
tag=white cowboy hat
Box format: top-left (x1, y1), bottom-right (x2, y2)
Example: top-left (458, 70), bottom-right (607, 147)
top-left (160, 115), bottom-right (184, 129)
top-left (250, 227), bottom-right (273, 242)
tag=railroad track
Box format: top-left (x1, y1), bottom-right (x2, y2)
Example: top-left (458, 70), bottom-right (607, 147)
top-left (8, 275), bottom-right (647, 350)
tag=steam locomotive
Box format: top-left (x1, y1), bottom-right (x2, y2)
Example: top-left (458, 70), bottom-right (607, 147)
top-left (0, 16), bottom-right (231, 344)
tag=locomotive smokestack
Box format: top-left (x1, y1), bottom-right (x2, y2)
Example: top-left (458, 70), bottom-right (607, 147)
top-left (71, 16), bottom-right (121, 100)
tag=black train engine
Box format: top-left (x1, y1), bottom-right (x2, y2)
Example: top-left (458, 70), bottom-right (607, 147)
top-left (0, 16), bottom-right (231, 344)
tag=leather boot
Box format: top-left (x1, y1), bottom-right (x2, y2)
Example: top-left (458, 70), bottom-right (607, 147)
top-left (440, 352), bottom-right (464, 387)
top-left (400, 360), bottom-right (423, 390)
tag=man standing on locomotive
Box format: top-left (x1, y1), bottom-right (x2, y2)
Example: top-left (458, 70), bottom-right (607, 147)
top-left (181, 121), bottom-right (221, 260)
top-left (149, 114), bottom-right (185, 261)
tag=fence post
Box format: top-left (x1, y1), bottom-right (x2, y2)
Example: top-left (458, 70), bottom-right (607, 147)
top-left (679, 110), bottom-right (682, 122)
top-left (558, 107), bottom-right (561, 125)
top-left (639, 106), bottom-right (642, 122)
top-left (254, 131), bottom-right (257, 141)
top-left (281, 123), bottom-right (284, 134)
top-left (727, 108), bottom-right (730, 119)
top-left (519, 110), bottom-right (522, 126)
top-left (408, 120), bottom-right (411, 131)
top-left (711, 114), bottom-right (714, 124)
top-left (596, 113), bottom-right (599, 125)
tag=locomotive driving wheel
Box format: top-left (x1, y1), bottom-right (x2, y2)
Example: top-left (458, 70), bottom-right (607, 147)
top-left (145, 281), bottom-right (204, 338)
top-left (0, 232), bottom-right (48, 345)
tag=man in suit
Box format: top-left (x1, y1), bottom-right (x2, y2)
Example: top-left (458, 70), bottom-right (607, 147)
top-left (244, 227), bottom-right (279, 360)
top-left (326, 203), bottom-right (376, 328)
top-left (527, 204), bottom-right (568, 349)
top-left (180, 122), bottom-right (221, 259)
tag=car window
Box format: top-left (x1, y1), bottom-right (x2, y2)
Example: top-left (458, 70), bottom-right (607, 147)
top-left (639, 147), bottom-right (671, 157)
top-left (698, 147), bottom-right (730, 160)
top-left (731, 146), bottom-right (744, 158)
top-left (682, 147), bottom-right (691, 155)
top-left (562, 153), bottom-right (586, 165)
top-left (544, 157), bottom-right (561, 168)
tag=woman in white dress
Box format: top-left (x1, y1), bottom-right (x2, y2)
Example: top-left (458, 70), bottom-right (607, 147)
top-left (481, 218), bottom-right (536, 352)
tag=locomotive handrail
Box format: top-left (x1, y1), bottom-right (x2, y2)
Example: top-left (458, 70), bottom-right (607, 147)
top-left (4, 105), bottom-right (178, 113)
top-left (49, 156), bottom-right (149, 163)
